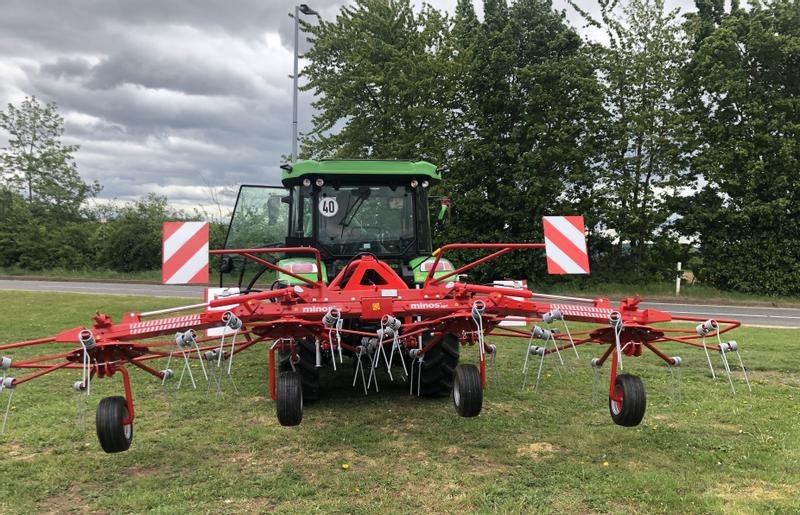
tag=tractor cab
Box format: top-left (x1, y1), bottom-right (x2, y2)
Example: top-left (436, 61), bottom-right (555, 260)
top-left (221, 160), bottom-right (453, 289)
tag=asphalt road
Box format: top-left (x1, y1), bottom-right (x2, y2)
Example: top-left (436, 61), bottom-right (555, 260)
top-left (1, 279), bottom-right (798, 328)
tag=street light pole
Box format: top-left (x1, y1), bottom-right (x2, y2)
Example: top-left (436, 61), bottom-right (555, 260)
top-left (292, 4), bottom-right (318, 163)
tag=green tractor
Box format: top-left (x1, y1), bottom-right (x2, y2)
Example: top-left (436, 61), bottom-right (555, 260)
top-left (221, 159), bottom-right (454, 289)
top-left (220, 160), bottom-right (458, 400)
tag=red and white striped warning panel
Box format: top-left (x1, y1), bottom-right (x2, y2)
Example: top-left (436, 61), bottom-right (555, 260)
top-left (162, 222), bottom-right (209, 284)
top-left (543, 216), bottom-right (590, 274)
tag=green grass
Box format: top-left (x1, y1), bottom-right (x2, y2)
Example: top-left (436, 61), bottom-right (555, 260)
top-left (0, 291), bottom-right (798, 513)
top-left (0, 267), bottom-right (163, 283)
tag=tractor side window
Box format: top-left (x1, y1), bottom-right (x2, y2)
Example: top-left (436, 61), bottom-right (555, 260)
top-left (226, 186), bottom-right (289, 249)
top-left (291, 186), bottom-right (313, 238)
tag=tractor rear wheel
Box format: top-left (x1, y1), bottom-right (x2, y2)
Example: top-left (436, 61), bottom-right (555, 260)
top-left (609, 373), bottom-right (646, 426)
top-left (96, 396), bottom-right (133, 453)
top-left (279, 338), bottom-right (320, 401)
top-left (419, 333), bottom-right (460, 397)
top-left (276, 371), bottom-right (303, 426)
top-left (452, 364), bottom-right (482, 417)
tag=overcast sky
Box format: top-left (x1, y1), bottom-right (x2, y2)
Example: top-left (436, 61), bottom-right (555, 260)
top-left (0, 0), bottom-right (693, 216)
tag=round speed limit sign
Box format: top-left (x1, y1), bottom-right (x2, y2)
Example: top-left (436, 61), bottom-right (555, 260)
top-left (318, 197), bottom-right (339, 217)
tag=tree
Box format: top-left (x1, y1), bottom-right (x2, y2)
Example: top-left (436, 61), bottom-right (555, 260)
top-left (300, 0), bottom-right (456, 163)
top-left (0, 186), bottom-right (100, 270)
top-left (95, 194), bottom-right (176, 272)
top-left (679, 0), bottom-right (800, 295)
top-left (569, 0), bottom-right (691, 279)
top-left (0, 96), bottom-right (100, 217)
top-left (441, 0), bottom-right (604, 281)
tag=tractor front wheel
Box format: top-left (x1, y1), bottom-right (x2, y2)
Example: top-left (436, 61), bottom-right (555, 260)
top-left (419, 333), bottom-right (460, 397)
top-left (452, 364), bottom-right (482, 417)
top-left (276, 371), bottom-right (303, 426)
top-left (279, 338), bottom-right (320, 401)
top-left (96, 396), bottom-right (133, 453)
top-left (609, 373), bottom-right (646, 426)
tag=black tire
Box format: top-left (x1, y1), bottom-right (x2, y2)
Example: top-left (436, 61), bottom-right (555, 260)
top-left (419, 333), bottom-right (460, 397)
top-left (96, 396), bottom-right (133, 453)
top-left (279, 338), bottom-right (320, 401)
top-left (276, 371), bottom-right (303, 426)
top-left (452, 364), bottom-right (483, 417)
top-left (609, 373), bottom-right (646, 426)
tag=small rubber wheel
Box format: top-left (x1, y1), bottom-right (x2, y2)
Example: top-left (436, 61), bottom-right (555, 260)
top-left (609, 373), bottom-right (646, 426)
top-left (452, 364), bottom-right (482, 417)
top-left (96, 396), bottom-right (133, 453)
top-left (276, 371), bottom-right (303, 426)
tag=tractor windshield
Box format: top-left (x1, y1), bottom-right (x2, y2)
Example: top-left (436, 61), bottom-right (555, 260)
top-left (317, 185), bottom-right (415, 256)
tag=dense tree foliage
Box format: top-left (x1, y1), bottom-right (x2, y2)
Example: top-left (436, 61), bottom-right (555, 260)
top-left (301, 0), bottom-right (455, 163)
top-left (578, 0), bottom-right (691, 279)
top-left (438, 0), bottom-right (604, 280)
top-left (679, 0), bottom-right (800, 295)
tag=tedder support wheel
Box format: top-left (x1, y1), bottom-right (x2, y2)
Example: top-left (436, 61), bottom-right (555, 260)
top-left (279, 338), bottom-right (320, 402)
top-left (276, 371), bottom-right (303, 426)
top-left (96, 396), bottom-right (133, 453)
top-left (420, 333), bottom-right (460, 397)
top-left (609, 373), bottom-right (646, 426)
top-left (452, 364), bottom-right (483, 417)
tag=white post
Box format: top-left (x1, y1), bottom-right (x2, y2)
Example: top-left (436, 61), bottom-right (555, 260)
top-left (675, 261), bottom-right (682, 296)
top-left (292, 5), bottom-right (299, 162)
top-left (291, 5), bottom-right (318, 162)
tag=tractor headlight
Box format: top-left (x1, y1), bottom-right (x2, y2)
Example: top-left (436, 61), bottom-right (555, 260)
top-left (302, 178), bottom-right (312, 187)
top-left (420, 258), bottom-right (454, 272)
top-left (421, 180), bottom-right (429, 188)
top-left (410, 179), bottom-right (419, 188)
top-left (315, 178), bottom-right (325, 187)
top-left (287, 262), bottom-right (318, 274)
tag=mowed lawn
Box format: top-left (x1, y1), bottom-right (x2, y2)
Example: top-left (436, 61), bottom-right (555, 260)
top-left (0, 291), bottom-right (798, 513)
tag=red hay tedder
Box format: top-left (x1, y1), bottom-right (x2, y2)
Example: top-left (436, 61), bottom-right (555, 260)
top-left (0, 160), bottom-right (751, 453)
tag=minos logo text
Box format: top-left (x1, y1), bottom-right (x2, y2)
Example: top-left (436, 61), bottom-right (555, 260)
top-left (301, 306), bottom-right (331, 313)
top-left (410, 302), bottom-right (446, 310)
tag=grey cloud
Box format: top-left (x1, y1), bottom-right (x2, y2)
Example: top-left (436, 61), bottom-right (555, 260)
top-left (84, 51), bottom-right (261, 97)
top-left (40, 57), bottom-right (93, 79)
top-left (0, 0), bottom-right (343, 54)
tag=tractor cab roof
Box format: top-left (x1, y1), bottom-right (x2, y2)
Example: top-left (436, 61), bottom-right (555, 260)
top-left (280, 159), bottom-right (441, 187)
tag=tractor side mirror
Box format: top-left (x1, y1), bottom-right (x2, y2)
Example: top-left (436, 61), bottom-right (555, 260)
top-left (219, 255), bottom-right (234, 274)
top-left (437, 198), bottom-right (451, 222)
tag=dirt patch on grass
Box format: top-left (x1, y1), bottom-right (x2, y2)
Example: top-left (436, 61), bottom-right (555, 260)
top-left (38, 485), bottom-right (100, 514)
top-left (125, 464), bottom-right (165, 479)
top-left (516, 442), bottom-right (562, 460)
top-left (712, 422), bottom-right (742, 434)
top-left (713, 480), bottom-right (793, 503)
top-left (750, 370), bottom-right (800, 388)
top-left (5, 440), bottom-right (40, 461)
top-left (224, 450), bottom-right (260, 467)
top-left (221, 497), bottom-right (274, 513)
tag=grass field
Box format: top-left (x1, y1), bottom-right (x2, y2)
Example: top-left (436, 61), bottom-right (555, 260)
top-left (0, 267), bottom-right (163, 283)
top-left (0, 291), bottom-right (798, 513)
